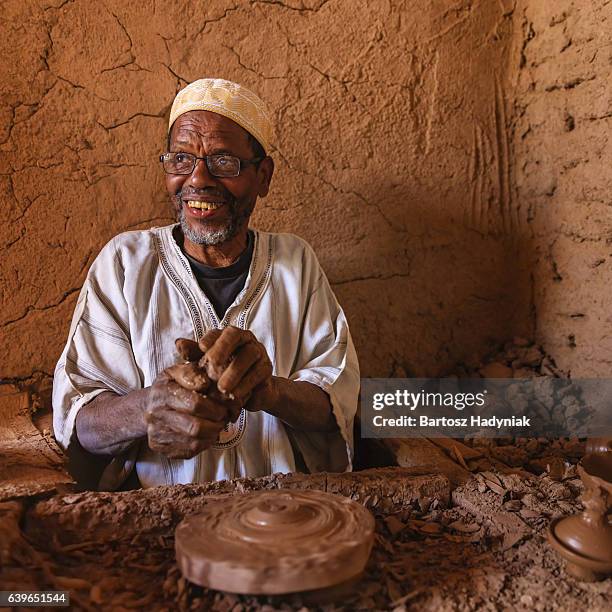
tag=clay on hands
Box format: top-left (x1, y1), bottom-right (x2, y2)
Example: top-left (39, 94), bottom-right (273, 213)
top-left (145, 371), bottom-right (229, 459)
top-left (165, 362), bottom-right (210, 393)
top-left (175, 335), bottom-right (228, 384)
top-left (144, 337), bottom-right (246, 460)
top-left (170, 338), bottom-right (242, 423)
top-left (171, 329), bottom-right (274, 425)
top-left (174, 337), bottom-right (227, 385)
top-left (196, 328), bottom-right (274, 407)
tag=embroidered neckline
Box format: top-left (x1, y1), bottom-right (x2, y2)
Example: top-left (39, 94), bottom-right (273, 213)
top-left (153, 225), bottom-right (274, 463)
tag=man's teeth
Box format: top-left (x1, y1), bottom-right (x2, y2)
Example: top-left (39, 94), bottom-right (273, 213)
top-left (186, 201), bottom-right (223, 210)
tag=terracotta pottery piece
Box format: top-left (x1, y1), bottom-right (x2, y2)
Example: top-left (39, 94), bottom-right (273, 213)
top-left (548, 452), bottom-right (612, 581)
top-left (175, 489), bottom-right (375, 595)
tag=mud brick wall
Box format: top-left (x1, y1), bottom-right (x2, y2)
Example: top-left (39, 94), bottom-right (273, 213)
top-left (511, 0), bottom-right (612, 376)
top-left (2, 0), bottom-right (538, 393)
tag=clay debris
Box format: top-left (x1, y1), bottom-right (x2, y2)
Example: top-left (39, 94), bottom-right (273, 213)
top-left (456, 337), bottom-right (565, 379)
top-left (378, 338), bottom-right (592, 490)
top-left (2, 466), bottom-right (611, 611)
top-left (25, 469), bottom-right (450, 542)
top-left (457, 338), bottom-right (594, 436)
top-left (454, 338), bottom-right (591, 477)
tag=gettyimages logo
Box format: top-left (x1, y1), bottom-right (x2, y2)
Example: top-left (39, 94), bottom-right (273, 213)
top-left (372, 389), bottom-right (487, 411)
top-left (361, 378), bottom-right (612, 439)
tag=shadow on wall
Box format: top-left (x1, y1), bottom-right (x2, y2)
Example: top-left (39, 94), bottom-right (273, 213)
top-left (324, 179), bottom-right (535, 379)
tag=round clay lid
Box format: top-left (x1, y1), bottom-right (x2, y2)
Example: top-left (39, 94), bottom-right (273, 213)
top-left (175, 489), bottom-right (375, 595)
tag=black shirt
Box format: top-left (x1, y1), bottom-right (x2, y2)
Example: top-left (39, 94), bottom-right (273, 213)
top-left (182, 230), bottom-right (255, 321)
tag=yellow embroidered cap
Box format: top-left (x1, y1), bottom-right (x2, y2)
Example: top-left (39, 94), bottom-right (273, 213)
top-left (169, 78), bottom-right (274, 154)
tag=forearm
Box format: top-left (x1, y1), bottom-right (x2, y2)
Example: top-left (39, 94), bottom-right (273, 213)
top-left (263, 377), bottom-right (338, 433)
top-left (75, 389), bottom-right (149, 456)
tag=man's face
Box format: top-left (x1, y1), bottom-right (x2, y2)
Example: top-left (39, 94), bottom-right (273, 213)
top-left (165, 110), bottom-right (273, 246)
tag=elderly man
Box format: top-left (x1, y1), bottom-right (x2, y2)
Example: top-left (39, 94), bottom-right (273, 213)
top-left (52, 78), bottom-right (360, 489)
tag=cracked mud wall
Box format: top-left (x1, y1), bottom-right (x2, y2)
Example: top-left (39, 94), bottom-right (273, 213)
top-left (1, 0), bottom-right (532, 397)
top-left (512, 0), bottom-right (612, 376)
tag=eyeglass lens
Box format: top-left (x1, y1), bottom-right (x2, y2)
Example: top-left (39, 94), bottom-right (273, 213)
top-left (163, 153), bottom-right (240, 177)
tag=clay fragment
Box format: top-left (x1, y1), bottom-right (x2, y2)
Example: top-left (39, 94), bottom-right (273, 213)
top-left (502, 499), bottom-right (523, 512)
top-left (420, 522), bottom-right (443, 535)
top-left (501, 530), bottom-right (525, 551)
top-left (384, 515), bottom-right (406, 536)
top-left (175, 489), bottom-right (375, 595)
top-left (447, 520), bottom-right (480, 533)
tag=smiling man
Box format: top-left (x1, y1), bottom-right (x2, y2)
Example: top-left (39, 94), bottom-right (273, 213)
top-left (52, 79), bottom-right (360, 489)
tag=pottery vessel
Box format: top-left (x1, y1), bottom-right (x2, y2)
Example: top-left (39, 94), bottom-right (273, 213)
top-left (548, 452), bottom-right (612, 581)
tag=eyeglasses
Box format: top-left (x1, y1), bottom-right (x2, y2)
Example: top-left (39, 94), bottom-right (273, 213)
top-left (159, 152), bottom-right (264, 177)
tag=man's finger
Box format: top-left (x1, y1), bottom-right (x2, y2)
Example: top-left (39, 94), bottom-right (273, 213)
top-left (207, 387), bottom-right (244, 422)
top-left (203, 327), bottom-right (256, 379)
top-left (152, 381), bottom-right (228, 421)
top-left (198, 328), bottom-right (223, 354)
top-left (155, 410), bottom-right (225, 439)
top-left (149, 436), bottom-right (212, 460)
top-left (228, 403), bottom-right (244, 422)
top-left (146, 420), bottom-right (176, 440)
top-left (230, 359), bottom-right (273, 403)
top-left (216, 342), bottom-right (261, 394)
top-left (190, 395), bottom-right (230, 422)
top-left (175, 338), bottom-right (203, 362)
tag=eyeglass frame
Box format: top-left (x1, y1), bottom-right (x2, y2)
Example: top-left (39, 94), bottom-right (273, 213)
top-left (159, 151), bottom-right (265, 177)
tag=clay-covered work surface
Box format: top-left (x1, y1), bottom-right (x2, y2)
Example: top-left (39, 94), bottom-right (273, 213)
top-left (0, 385), bottom-right (72, 500)
top-left (2, 468), bottom-right (611, 611)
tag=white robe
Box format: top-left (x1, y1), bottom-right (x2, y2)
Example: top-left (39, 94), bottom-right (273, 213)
top-left (52, 224), bottom-right (360, 490)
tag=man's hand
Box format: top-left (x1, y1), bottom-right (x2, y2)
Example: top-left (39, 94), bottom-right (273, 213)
top-left (75, 328), bottom-right (337, 463)
top-left (199, 327), bottom-right (275, 411)
top-left (145, 370), bottom-right (232, 459)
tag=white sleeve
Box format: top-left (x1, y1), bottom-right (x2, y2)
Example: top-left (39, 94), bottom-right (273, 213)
top-left (287, 247), bottom-right (360, 473)
top-left (52, 237), bottom-right (143, 488)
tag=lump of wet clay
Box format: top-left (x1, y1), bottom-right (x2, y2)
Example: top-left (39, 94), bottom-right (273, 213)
top-left (171, 337), bottom-right (242, 423)
top-left (174, 337), bottom-right (228, 386)
top-left (172, 338), bottom-right (210, 392)
top-left (166, 362), bottom-right (210, 393)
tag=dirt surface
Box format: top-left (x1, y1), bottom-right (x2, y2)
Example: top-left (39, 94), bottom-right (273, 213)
top-left (1, 465), bottom-right (610, 611)
top-left (1, 0), bottom-right (533, 395)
